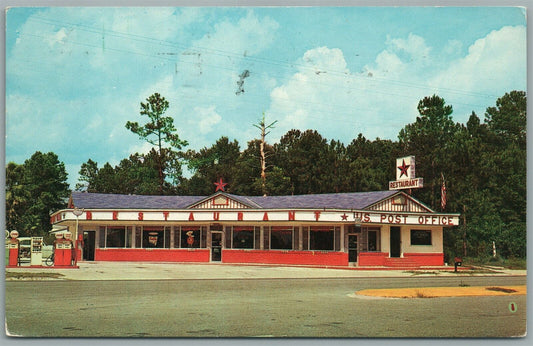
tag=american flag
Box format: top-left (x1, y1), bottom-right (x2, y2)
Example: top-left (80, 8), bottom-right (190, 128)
top-left (441, 174), bottom-right (447, 210)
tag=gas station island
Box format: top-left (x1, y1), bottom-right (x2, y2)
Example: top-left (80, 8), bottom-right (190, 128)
top-left (6, 230), bottom-right (78, 268)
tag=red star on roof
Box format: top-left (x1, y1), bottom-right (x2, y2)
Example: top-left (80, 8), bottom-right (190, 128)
top-left (214, 178), bottom-right (228, 192)
top-left (340, 213), bottom-right (348, 221)
top-left (398, 159), bottom-right (410, 178)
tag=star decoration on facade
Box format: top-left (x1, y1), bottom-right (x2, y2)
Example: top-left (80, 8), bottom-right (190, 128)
top-left (340, 213), bottom-right (348, 221)
top-left (398, 159), bottom-right (410, 178)
top-left (214, 178), bottom-right (228, 192)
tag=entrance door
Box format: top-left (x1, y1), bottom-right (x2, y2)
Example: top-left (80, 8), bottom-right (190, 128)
top-left (211, 232), bottom-right (222, 262)
top-left (390, 227), bottom-right (401, 258)
top-left (83, 231), bottom-right (95, 261)
top-left (348, 235), bottom-right (358, 262)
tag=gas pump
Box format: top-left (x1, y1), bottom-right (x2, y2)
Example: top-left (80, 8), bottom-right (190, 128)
top-left (75, 234), bottom-right (84, 266)
top-left (52, 232), bottom-right (76, 267)
top-left (30, 237), bottom-right (43, 267)
top-left (6, 230), bottom-right (20, 267)
top-left (64, 232), bottom-right (74, 266)
top-left (53, 232), bottom-right (72, 267)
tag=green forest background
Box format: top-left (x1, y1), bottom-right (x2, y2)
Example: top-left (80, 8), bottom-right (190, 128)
top-left (5, 91), bottom-right (526, 265)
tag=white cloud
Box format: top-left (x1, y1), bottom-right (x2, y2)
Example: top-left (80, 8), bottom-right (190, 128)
top-left (267, 46), bottom-right (402, 142)
top-left (372, 50), bottom-right (405, 77)
top-left (266, 25), bottom-right (526, 143)
top-left (431, 26), bottom-right (526, 96)
top-left (194, 106), bottom-right (222, 134)
top-left (47, 28), bottom-right (68, 46)
top-left (443, 39), bottom-right (463, 57)
top-left (386, 33), bottom-right (431, 61)
top-left (365, 33), bottom-right (432, 79)
top-left (128, 142), bottom-right (154, 156)
top-left (138, 75), bottom-right (176, 104)
top-left (345, 26), bottom-right (526, 134)
top-left (209, 10), bottom-right (279, 56)
top-left (299, 46), bottom-right (348, 72)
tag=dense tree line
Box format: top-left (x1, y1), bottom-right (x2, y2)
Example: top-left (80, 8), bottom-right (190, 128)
top-left (6, 91), bottom-right (526, 261)
top-left (6, 152), bottom-right (70, 237)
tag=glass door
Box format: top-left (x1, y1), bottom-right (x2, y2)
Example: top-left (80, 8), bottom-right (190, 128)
top-left (348, 235), bottom-right (358, 262)
top-left (211, 232), bottom-right (222, 262)
top-left (83, 231), bottom-right (95, 261)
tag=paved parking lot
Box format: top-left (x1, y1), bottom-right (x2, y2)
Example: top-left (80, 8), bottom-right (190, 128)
top-left (5, 262), bottom-right (527, 338)
top-left (5, 275), bottom-right (527, 337)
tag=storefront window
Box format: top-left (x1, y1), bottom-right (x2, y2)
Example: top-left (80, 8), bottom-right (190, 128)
top-left (411, 230), bottom-right (432, 245)
top-left (309, 227), bottom-right (334, 251)
top-left (368, 230), bottom-right (378, 251)
top-left (181, 227), bottom-right (200, 248)
top-left (106, 227), bottom-right (126, 248)
top-left (233, 227), bottom-right (254, 249)
top-left (135, 227), bottom-right (142, 248)
top-left (126, 227), bottom-right (132, 248)
top-left (270, 227), bottom-right (293, 250)
top-left (174, 228), bottom-right (181, 248)
top-left (99, 227), bottom-right (105, 248)
top-left (142, 227), bottom-right (169, 248)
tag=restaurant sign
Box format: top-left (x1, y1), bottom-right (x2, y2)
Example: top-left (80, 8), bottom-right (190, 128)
top-left (389, 156), bottom-right (424, 190)
top-left (52, 209), bottom-right (459, 226)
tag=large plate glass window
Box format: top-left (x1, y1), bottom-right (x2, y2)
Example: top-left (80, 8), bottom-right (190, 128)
top-left (233, 226), bottom-right (254, 249)
top-left (367, 229), bottom-right (379, 251)
top-left (106, 226), bottom-right (126, 248)
top-left (142, 226), bottom-right (170, 248)
top-left (270, 227), bottom-right (293, 250)
top-left (309, 227), bottom-right (334, 251)
top-left (181, 227), bottom-right (201, 248)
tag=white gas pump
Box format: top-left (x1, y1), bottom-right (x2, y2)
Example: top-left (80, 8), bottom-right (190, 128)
top-left (30, 237), bottom-right (43, 266)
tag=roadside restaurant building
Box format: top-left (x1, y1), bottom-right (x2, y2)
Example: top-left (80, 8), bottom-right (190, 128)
top-left (50, 189), bottom-right (459, 268)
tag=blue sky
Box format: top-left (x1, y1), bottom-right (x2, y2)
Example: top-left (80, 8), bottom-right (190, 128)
top-left (5, 6), bottom-right (527, 188)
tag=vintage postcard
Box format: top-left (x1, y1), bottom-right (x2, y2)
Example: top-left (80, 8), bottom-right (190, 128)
top-left (4, 4), bottom-right (527, 339)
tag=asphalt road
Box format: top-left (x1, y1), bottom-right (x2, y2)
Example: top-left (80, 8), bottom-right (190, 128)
top-left (5, 276), bottom-right (527, 338)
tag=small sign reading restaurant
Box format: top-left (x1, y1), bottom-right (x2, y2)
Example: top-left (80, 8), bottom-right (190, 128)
top-left (389, 178), bottom-right (423, 189)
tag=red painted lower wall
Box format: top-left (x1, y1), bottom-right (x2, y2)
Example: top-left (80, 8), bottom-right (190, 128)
top-left (358, 252), bottom-right (388, 266)
top-left (222, 249), bottom-right (349, 266)
top-left (358, 252), bottom-right (444, 266)
top-left (95, 248), bottom-right (210, 262)
top-left (403, 253), bottom-right (444, 266)
top-left (91, 249), bottom-right (442, 267)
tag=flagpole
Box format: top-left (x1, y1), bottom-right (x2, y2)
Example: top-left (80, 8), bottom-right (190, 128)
top-left (440, 173), bottom-right (446, 211)
top-left (463, 204), bottom-right (467, 257)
